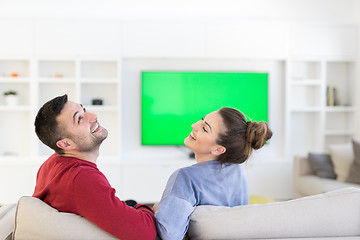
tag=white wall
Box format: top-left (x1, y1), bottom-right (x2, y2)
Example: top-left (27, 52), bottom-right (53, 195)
top-left (0, 0), bottom-right (359, 23)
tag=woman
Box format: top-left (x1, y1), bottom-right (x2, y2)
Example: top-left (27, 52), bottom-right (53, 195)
top-left (153, 107), bottom-right (272, 240)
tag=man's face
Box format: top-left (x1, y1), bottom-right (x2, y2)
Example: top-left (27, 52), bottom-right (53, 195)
top-left (56, 101), bottom-right (108, 152)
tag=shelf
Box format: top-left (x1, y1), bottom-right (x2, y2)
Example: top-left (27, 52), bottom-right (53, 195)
top-left (84, 105), bottom-right (119, 112)
top-left (324, 134), bottom-right (353, 146)
top-left (326, 62), bottom-right (354, 107)
top-left (80, 61), bottom-right (118, 79)
top-left (0, 77), bottom-right (31, 83)
top-left (81, 82), bottom-right (118, 106)
top-left (0, 111), bottom-right (32, 156)
top-left (38, 60), bottom-right (76, 78)
top-left (0, 106), bottom-right (31, 111)
top-left (290, 61), bottom-right (322, 80)
top-left (80, 78), bottom-right (118, 83)
top-left (0, 59), bottom-right (30, 78)
top-left (286, 59), bottom-right (356, 158)
top-left (38, 77), bottom-right (77, 83)
top-left (290, 79), bottom-right (322, 85)
top-left (0, 156), bottom-right (44, 167)
top-left (325, 130), bottom-right (355, 136)
top-left (325, 106), bottom-right (354, 112)
top-left (290, 107), bottom-right (322, 112)
top-left (38, 82), bottom-right (77, 106)
top-left (290, 83), bottom-right (322, 108)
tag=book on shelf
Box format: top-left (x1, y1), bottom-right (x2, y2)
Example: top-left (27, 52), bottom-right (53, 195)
top-left (326, 85), bottom-right (339, 106)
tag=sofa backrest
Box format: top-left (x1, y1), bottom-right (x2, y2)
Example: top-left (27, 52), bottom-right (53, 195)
top-left (13, 196), bottom-right (118, 240)
top-left (188, 187), bottom-right (360, 240)
top-left (12, 187), bottom-right (360, 240)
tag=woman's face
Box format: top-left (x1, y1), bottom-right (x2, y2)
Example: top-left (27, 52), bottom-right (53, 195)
top-left (184, 110), bottom-right (226, 162)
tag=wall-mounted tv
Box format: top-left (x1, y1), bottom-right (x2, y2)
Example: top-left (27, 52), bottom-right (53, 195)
top-left (141, 72), bottom-right (268, 145)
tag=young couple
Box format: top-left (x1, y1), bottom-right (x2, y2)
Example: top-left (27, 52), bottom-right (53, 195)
top-left (33, 94), bottom-right (272, 240)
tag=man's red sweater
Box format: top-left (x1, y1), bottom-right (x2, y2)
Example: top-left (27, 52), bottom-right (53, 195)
top-left (33, 153), bottom-right (156, 240)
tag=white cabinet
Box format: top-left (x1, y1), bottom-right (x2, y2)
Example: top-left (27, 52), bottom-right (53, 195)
top-left (0, 58), bottom-right (122, 161)
top-left (0, 19), bottom-right (358, 202)
top-left (285, 59), bottom-right (356, 158)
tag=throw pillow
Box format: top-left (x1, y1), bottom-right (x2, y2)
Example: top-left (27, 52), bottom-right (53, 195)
top-left (308, 153), bottom-right (336, 179)
top-left (346, 139), bottom-right (360, 184)
top-left (328, 143), bottom-right (354, 182)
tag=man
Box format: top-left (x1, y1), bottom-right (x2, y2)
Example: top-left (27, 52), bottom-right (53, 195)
top-left (33, 94), bottom-right (156, 240)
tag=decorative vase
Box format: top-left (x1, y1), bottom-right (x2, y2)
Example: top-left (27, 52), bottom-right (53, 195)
top-left (5, 95), bottom-right (19, 106)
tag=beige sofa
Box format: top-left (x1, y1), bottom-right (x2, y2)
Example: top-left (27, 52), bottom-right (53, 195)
top-left (294, 140), bottom-right (360, 198)
top-left (1, 187), bottom-right (360, 239)
top-left (293, 155), bottom-right (360, 198)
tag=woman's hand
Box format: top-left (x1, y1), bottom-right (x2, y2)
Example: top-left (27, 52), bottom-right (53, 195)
top-left (152, 202), bottom-right (159, 213)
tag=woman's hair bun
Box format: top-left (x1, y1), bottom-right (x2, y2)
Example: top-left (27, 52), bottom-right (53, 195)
top-left (246, 121), bottom-right (273, 150)
top-left (216, 107), bottom-right (273, 165)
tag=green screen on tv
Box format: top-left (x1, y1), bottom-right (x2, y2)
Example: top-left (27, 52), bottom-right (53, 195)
top-left (141, 72), bottom-right (268, 145)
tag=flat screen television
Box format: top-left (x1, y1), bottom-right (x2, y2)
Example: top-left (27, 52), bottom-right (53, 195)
top-left (141, 72), bottom-right (268, 145)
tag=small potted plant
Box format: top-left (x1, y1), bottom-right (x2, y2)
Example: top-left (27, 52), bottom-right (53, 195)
top-left (4, 90), bottom-right (19, 106)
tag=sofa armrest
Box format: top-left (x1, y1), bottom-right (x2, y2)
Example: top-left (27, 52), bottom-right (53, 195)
top-left (294, 155), bottom-right (315, 177)
top-left (293, 155), bottom-right (316, 198)
top-left (0, 203), bottom-right (16, 240)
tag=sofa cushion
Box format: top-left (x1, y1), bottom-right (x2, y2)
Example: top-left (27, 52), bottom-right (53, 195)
top-left (328, 143), bottom-right (354, 182)
top-left (0, 203), bottom-right (16, 240)
top-left (347, 139), bottom-right (360, 184)
top-left (188, 187), bottom-right (360, 240)
top-left (308, 153), bottom-right (336, 179)
top-left (13, 196), bottom-right (118, 240)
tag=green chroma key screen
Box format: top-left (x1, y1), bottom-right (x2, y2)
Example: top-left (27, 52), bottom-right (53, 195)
top-left (141, 72), bottom-right (268, 145)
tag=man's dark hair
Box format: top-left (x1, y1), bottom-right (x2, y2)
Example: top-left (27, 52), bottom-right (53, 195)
top-left (34, 94), bottom-right (68, 154)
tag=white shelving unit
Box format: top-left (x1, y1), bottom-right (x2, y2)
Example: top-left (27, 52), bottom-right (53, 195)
top-left (0, 57), bottom-right (122, 163)
top-left (0, 20), bottom-right (358, 202)
top-left (285, 59), bottom-right (356, 158)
